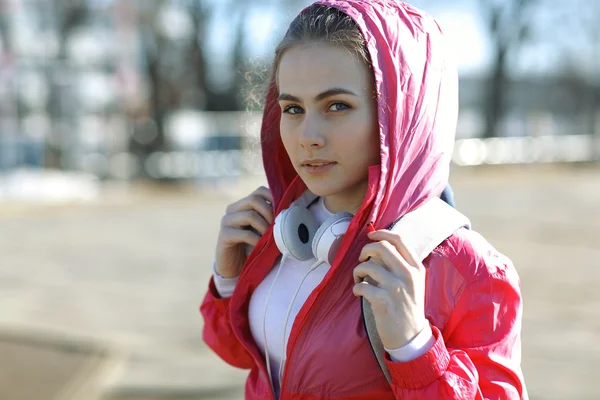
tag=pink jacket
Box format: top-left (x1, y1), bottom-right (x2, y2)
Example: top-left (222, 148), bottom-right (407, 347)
top-left (201, 1), bottom-right (525, 398)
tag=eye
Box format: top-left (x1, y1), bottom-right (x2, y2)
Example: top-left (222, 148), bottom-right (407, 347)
top-left (282, 105), bottom-right (304, 115)
top-left (328, 102), bottom-right (350, 112)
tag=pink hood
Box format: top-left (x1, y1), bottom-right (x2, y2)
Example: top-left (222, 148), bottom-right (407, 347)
top-left (261, 0), bottom-right (459, 230)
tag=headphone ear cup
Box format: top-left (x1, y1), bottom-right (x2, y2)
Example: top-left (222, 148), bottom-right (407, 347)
top-left (312, 212), bottom-right (353, 265)
top-left (273, 206), bottom-right (320, 261)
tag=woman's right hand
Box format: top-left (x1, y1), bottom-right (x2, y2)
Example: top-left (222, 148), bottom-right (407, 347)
top-left (214, 186), bottom-right (274, 279)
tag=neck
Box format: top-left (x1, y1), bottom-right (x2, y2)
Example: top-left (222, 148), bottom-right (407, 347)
top-left (322, 180), bottom-right (368, 214)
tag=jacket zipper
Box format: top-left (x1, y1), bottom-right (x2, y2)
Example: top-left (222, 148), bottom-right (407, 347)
top-left (277, 174), bottom-right (378, 399)
top-left (278, 222), bottom-right (366, 398)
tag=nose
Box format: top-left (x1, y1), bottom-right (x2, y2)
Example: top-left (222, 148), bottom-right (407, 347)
top-left (299, 114), bottom-right (325, 149)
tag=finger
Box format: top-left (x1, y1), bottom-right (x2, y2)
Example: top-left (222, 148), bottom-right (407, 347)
top-left (227, 194), bottom-right (274, 224)
top-left (359, 241), bottom-right (397, 266)
top-left (226, 186), bottom-right (272, 211)
top-left (221, 226), bottom-right (261, 247)
top-left (246, 194), bottom-right (275, 224)
top-left (352, 280), bottom-right (386, 301)
top-left (222, 210), bottom-right (270, 235)
top-left (253, 186), bottom-right (273, 204)
top-left (368, 230), bottom-right (421, 269)
top-left (223, 210), bottom-right (270, 234)
top-left (353, 260), bottom-right (397, 286)
top-left (359, 241), bottom-right (411, 280)
top-left (362, 275), bottom-right (379, 287)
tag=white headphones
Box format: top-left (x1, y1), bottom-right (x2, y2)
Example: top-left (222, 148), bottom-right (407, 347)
top-left (263, 190), bottom-right (354, 393)
top-left (273, 191), bottom-right (354, 265)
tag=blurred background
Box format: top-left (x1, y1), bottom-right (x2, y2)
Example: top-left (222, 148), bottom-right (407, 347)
top-left (0, 0), bottom-right (598, 399)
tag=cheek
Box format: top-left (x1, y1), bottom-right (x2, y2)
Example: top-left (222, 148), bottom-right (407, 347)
top-left (339, 117), bottom-right (380, 164)
top-left (279, 120), bottom-right (296, 155)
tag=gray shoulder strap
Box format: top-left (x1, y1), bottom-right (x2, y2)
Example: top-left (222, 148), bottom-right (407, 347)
top-left (361, 197), bottom-right (470, 385)
top-left (387, 197), bottom-right (471, 259)
top-left (361, 198), bottom-right (529, 399)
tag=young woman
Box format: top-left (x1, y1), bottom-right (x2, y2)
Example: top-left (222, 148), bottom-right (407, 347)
top-left (201, 1), bottom-right (525, 399)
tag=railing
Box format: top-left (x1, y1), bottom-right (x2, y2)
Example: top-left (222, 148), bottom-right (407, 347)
top-left (453, 135), bottom-right (600, 166)
top-left (1, 111), bottom-right (598, 181)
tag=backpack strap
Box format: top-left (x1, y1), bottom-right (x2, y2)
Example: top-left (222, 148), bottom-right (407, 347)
top-left (361, 197), bottom-right (470, 385)
top-left (361, 198), bottom-right (529, 400)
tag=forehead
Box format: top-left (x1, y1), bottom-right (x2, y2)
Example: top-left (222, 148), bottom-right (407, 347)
top-left (277, 43), bottom-right (373, 98)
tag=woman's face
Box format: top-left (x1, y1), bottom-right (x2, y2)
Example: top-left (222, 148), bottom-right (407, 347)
top-left (277, 43), bottom-right (380, 214)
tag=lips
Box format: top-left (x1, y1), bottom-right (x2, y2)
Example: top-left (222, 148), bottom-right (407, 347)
top-left (300, 160), bottom-right (337, 175)
top-left (300, 159), bottom-right (336, 167)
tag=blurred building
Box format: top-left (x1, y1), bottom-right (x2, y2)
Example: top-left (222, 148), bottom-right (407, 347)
top-left (0, 0), bottom-right (144, 177)
top-left (0, 0), bottom-right (597, 183)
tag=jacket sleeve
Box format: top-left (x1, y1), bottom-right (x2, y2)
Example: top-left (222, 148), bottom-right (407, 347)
top-left (385, 270), bottom-right (525, 399)
top-left (200, 277), bottom-right (255, 369)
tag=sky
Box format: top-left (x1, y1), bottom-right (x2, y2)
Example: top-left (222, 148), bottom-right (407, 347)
top-left (202, 0), bottom-right (598, 87)
top-left (236, 0), bottom-right (494, 76)
top-left (59, 0), bottom-right (597, 83)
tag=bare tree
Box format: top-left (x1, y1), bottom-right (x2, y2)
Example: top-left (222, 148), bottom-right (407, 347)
top-left (573, 0), bottom-right (600, 157)
top-left (479, 0), bottom-right (537, 138)
top-left (551, 0), bottom-right (600, 159)
top-left (187, 0), bottom-right (251, 111)
top-left (47, 0), bottom-right (89, 168)
top-left (129, 0), bottom-right (260, 178)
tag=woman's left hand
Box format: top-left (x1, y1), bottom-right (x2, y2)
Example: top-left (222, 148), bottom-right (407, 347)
top-left (352, 229), bottom-right (428, 350)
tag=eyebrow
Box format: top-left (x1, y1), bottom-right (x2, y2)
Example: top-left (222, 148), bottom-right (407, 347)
top-left (277, 87), bottom-right (358, 103)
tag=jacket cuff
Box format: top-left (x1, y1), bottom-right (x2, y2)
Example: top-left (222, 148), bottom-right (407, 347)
top-left (384, 325), bottom-right (450, 389)
top-left (207, 276), bottom-right (232, 313)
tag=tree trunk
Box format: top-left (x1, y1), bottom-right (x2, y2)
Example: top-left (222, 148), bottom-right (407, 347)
top-left (128, 37), bottom-right (168, 179)
top-left (592, 88), bottom-right (600, 161)
top-left (45, 1), bottom-right (87, 169)
top-left (484, 45), bottom-right (507, 138)
top-left (147, 53), bottom-right (166, 153)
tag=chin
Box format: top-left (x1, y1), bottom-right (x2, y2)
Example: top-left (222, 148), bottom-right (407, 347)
top-left (301, 177), bottom-right (345, 197)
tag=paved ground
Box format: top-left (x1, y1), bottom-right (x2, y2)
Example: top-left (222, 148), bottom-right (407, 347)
top-left (0, 164), bottom-right (599, 400)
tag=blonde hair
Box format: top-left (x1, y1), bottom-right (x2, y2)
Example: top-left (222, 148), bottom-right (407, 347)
top-left (273, 4), bottom-right (372, 82)
top-left (245, 4), bottom-right (373, 111)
